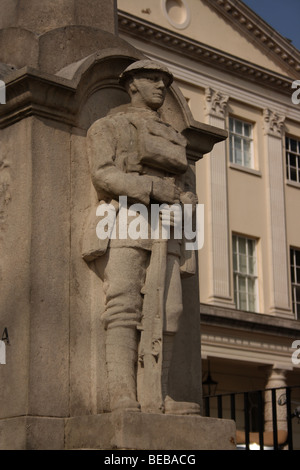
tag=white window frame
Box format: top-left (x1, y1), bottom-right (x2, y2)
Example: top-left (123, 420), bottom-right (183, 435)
top-left (286, 136), bottom-right (300, 184)
top-left (229, 117), bottom-right (254, 169)
top-left (233, 234), bottom-right (259, 313)
top-left (290, 248), bottom-right (300, 320)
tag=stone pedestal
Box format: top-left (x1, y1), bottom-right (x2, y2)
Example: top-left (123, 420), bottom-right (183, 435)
top-left (0, 0), bottom-right (234, 450)
top-left (0, 412), bottom-right (236, 450)
top-left (65, 412), bottom-right (236, 451)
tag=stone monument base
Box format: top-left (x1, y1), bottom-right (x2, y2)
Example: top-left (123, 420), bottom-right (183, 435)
top-left (0, 412), bottom-right (236, 450)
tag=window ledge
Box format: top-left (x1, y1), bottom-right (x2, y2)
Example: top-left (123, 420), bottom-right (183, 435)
top-left (286, 179), bottom-right (300, 189)
top-left (229, 163), bottom-right (262, 177)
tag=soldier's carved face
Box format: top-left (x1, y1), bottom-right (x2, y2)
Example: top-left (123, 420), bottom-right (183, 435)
top-left (129, 72), bottom-right (168, 110)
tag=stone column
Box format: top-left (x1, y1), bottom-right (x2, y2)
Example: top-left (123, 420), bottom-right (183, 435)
top-left (203, 87), bottom-right (235, 308)
top-left (263, 109), bottom-right (292, 318)
top-left (264, 367), bottom-right (288, 432)
top-left (0, 0), bottom-right (121, 450)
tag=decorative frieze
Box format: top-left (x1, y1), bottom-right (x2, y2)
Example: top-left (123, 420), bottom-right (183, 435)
top-left (201, 331), bottom-right (295, 370)
top-left (118, 11), bottom-right (295, 95)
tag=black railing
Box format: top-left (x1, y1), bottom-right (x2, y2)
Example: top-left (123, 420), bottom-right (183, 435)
top-left (203, 385), bottom-right (300, 450)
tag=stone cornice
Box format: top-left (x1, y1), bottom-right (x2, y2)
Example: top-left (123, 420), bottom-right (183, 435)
top-left (206, 0), bottom-right (300, 76)
top-left (0, 63), bottom-right (228, 157)
top-left (200, 303), bottom-right (300, 339)
top-left (0, 67), bottom-right (78, 129)
top-left (118, 10), bottom-right (294, 96)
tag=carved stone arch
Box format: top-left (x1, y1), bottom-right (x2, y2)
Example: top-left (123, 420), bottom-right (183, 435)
top-left (55, 47), bottom-right (198, 133)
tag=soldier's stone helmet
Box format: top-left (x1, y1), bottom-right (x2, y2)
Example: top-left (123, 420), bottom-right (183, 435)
top-left (119, 60), bottom-right (173, 88)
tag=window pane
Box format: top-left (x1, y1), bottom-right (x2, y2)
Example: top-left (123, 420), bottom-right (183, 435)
top-left (290, 153), bottom-right (296, 167)
top-left (286, 154), bottom-right (290, 179)
top-left (233, 253), bottom-right (237, 271)
top-left (286, 138), bottom-right (300, 183)
top-left (248, 256), bottom-right (256, 275)
top-left (290, 167), bottom-right (297, 181)
top-left (239, 276), bottom-right (246, 292)
top-left (248, 294), bottom-right (256, 312)
top-left (243, 140), bottom-right (252, 167)
top-left (248, 277), bottom-right (255, 295)
top-left (233, 235), bottom-right (258, 313)
top-left (239, 254), bottom-right (247, 273)
top-left (234, 136), bottom-right (242, 165)
top-left (238, 237), bottom-right (246, 254)
top-left (296, 285), bottom-right (300, 302)
top-left (244, 123), bottom-right (251, 137)
top-left (229, 135), bottom-right (234, 163)
top-left (232, 235), bottom-right (237, 253)
top-left (234, 290), bottom-right (238, 307)
top-left (290, 249), bottom-right (300, 318)
top-left (239, 292), bottom-right (247, 310)
top-left (235, 120), bottom-right (243, 135)
top-left (230, 118), bottom-right (254, 169)
top-left (290, 139), bottom-right (298, 152)
top-left (248, 239), bottom-right (254, 256)
top-left (291, 266), bottom-right (295, 283)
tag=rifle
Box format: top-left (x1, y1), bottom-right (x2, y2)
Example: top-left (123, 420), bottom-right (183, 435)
top-left (137, 235), bottom-right (168, 414)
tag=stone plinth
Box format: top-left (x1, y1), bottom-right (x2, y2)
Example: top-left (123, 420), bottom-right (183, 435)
top-left (66, 412), bottom-right (236, 450)
top-left (0, 413), bottom-right (236, 450)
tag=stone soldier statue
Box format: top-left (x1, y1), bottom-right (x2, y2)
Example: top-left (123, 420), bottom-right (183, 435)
top-left (83, 60), bottom-right (200, 415)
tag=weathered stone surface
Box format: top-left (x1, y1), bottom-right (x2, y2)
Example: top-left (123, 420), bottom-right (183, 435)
top-left (65, 412), bottom-right (236, 450)
top-left (0, 417), bottom-right (27, 450)
top-left (1, 413), bottom-right (236, 450)
top-left (0, 0), bottom-right (133, 76)
top-left (0, 120), bottom-right (32, 420)
top-left (0, 0), bottom-right (117, 35)
top-left (0, 417), bottom-right (65, 450)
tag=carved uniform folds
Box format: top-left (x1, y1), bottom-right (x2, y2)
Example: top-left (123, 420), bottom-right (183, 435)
top-left (84, 105), bottom-right (194, 333)
top-left (83, 60), bottom-right (199, 414)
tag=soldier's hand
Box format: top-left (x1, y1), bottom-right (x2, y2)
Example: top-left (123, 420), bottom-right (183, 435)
top-left (151, 179), bottom-right (180, 204)
top-left (160, 203), bottom-right (182, 229)
top-left (180, 191), bottom-right (198, 211)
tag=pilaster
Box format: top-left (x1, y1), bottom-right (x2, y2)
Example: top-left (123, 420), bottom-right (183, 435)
top-left (263, 109), bottom-right (292, 318)
top-left (203, 87), bottom-right (235, 308)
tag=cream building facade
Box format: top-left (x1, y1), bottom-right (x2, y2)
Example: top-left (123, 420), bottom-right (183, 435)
top-left (117, 0), bottom-right (300, 447)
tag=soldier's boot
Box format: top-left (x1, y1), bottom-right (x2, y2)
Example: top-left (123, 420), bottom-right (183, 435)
top-left (162, 333), bottom-right (201, 415)
top-left (106, 326), bottom-right (141, 412)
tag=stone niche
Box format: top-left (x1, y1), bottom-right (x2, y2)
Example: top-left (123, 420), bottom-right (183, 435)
top-left (0, 7), bottom-right (235, 449)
